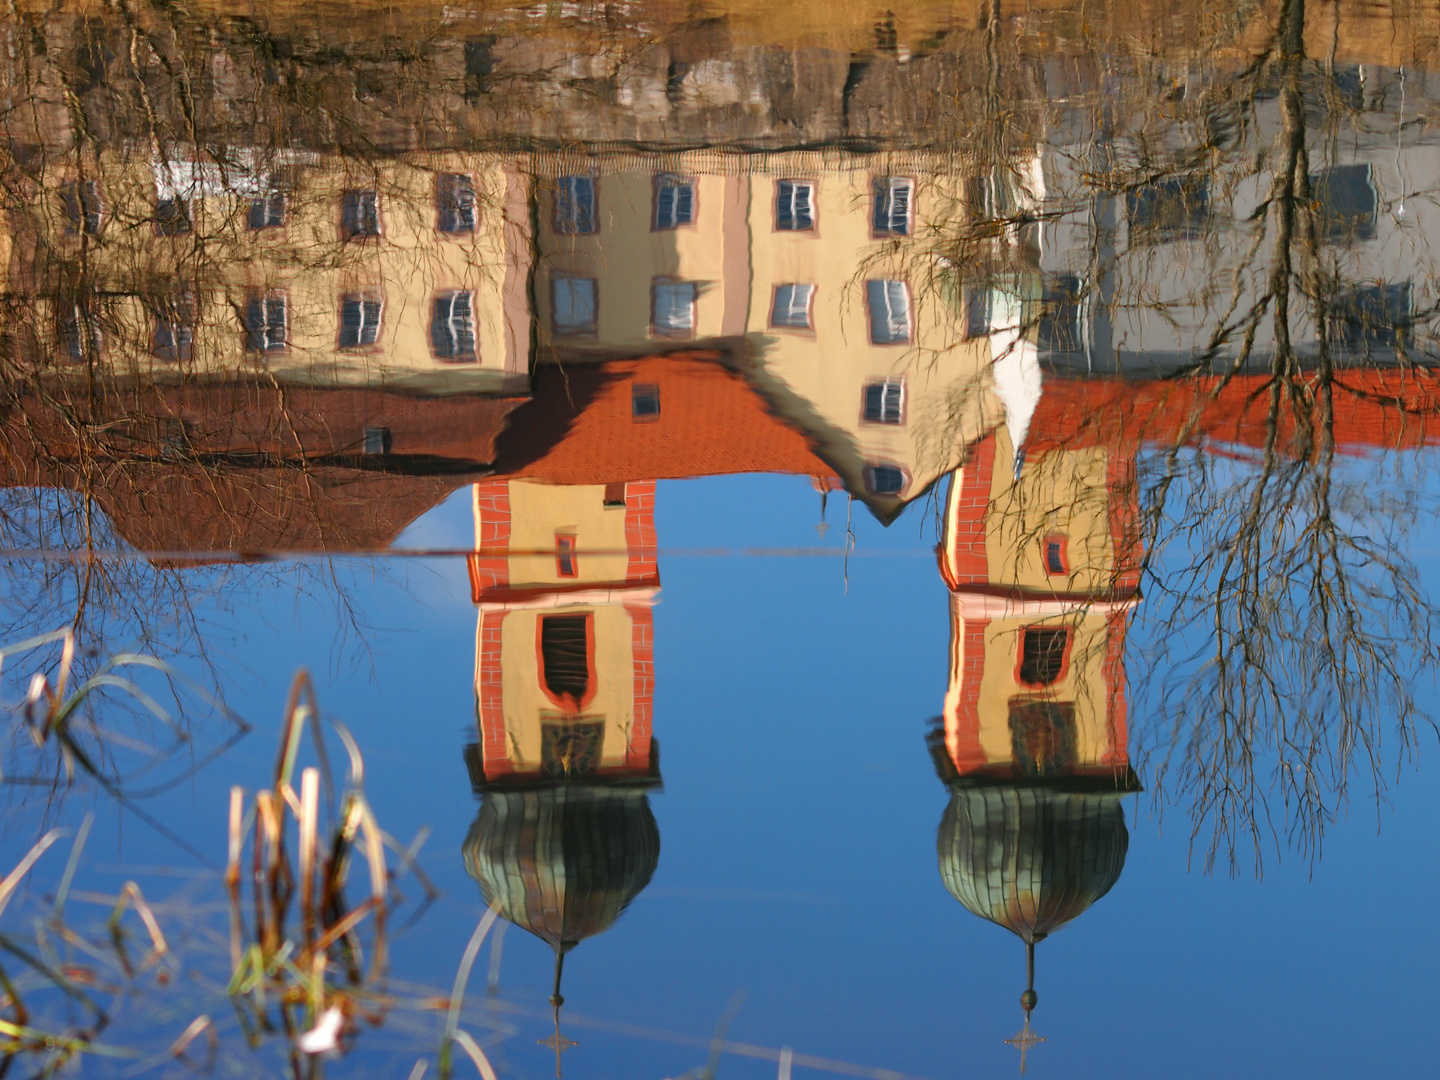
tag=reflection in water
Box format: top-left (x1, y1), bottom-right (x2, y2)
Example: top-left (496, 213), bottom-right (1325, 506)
top-left (3, 0), bottom-right (1440, 1073)
top-left (462, 470), bottom-right (663, 1073)
top-left (930, 417), bottom-right (1141, 1068)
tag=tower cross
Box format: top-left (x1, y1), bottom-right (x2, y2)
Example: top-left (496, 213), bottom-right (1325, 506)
top-left (1004, 1017), bottom-right (1045, 1074)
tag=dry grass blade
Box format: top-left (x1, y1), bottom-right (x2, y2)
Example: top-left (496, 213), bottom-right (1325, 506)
top-left (0, 830), bottom-right (67, 921)
top-left (51, 813), bottom-right (92, 922)
top-left (108, 882), bottom-right (172, 977)
top-left (441, 902), bottom-right (502, 1075)
top-left (451, 1029), bottom-right (500, 1080)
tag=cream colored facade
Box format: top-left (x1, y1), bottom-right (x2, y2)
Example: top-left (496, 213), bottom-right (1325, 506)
top-left (20, 149), bottom-right (532, 392)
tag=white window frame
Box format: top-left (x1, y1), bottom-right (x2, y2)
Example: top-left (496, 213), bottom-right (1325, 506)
top-left (438, 173), bottom-right (477, 234)
top-left (339, 294), bottom-right (383, 349)
top-left (653, 174), bottom-right (696, 230)
top-left (651, 280), bottom-right (696, 338)
top-left (770, 283), bottom-right (815, 329)
top-left (342, 189), bottom-right (381, 239)
top-left (554, 175), bottom-right (597, 235)
top-left (873, 176), bottom-right (914, 237)
top-left (552, 276), bottom-right (598, 334)
top-left (862, 379), bottom-right (905, 424)
top-left (776, 180), bottom-right (816, 231)
top-left (245, 292), bottom-right (287, 353)
top-left (866, 279), bottom-right (912, 344)
top-left (432, 290), bottom-right (477, 360)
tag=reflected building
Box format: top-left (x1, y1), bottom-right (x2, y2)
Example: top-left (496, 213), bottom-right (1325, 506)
top-left (929, 419), bottom-right (1142, 1066)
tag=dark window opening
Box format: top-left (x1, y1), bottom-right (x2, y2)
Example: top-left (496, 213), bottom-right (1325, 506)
top-left (1039, 273), bottom-right (1082, 353)
top-left (244, 293), bottom-right (287, 353)
top-left (555, 176), bottom-right (596, 235)
top-left (438, 173), bottom-right (477, 233)
top-left (431, 291), bottom-right (476, 360)
top-left (1018, 627), bottom-right (1069, 686)
top-left (152, 292), bottom-right (195, 362)
top-left (863, 380), bottom-right (904, 424)
top-left (248, 187), bottom-right (285, 229)
top-left (340, 295), bottom-right (383, 348)
top-left (341, 189), bottom-right (380, 239)
top-left (61, 180), bottom-right (103, 235)
top-left (655, 175), bottom-right (696, 229)
top-left (363, 426), bottom-right (391, 455)
top-left (556, 534), bottom-right (577, 578)
top-left (1310, 164), bottom-right (1377, 241)
top-left (1009, 700), bottom-right (1077, 777)
top-left (1127, 177), bottom-right (1210, 243)
top-left (540, 614), bottom-right (590, 706)
top-left (1328, 282), bottom-right (1410, 351)
top-left (1044, 536), bottom-right (1068, 575)
top-left (155, 197), bottom-right (191, 236)
top-left (868, 465), bottom-right (906, 496)
top-left (603, 481), bottom-right (627, 507)
top-left (632, 383), bottom-right (661, 421)
top-left (776, 180), bottom-right (815, 230)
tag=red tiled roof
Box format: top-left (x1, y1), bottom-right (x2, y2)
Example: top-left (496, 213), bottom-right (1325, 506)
top-left (1029, 370), bottom-right (1440, 452)
top-left (494, 351), bottom-right (839, 484)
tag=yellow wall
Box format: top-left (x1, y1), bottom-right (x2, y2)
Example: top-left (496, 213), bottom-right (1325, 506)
top-left (504, 481), bottom-right (632, 588)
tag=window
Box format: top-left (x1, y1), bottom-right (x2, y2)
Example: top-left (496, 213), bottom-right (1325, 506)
top-left (152, 292), bottom-right (195, 362)
top-left (61, 180), bottom-right (103, 235)
top-left (339, 294), bottom-right (383, 348)
top-left (1127, 177), bottom-right (1209, 243)
top-left (863, 380), bottom-right (904, 424)
top-left (1009, 700), bottom-right (1076, 777)
top-left (866, 280), bottom-right (911, 344)
top-left (248, 186), bottom-right (285, 230)
top-left (776, 180), bottom-right (815, 231)
top-left (554, 176), bottom-right (597, 235)
top-left (438, 173), bottom-right (476, 233)
top-left (867, 464), bottom-right (907, 496)
top-left (632, 383), bottom-right (660, 421)
top-left (155, 197), bottom-right (191, 236)
top-left (556, 534), bottom-right (578, 578)
top-left (341, 189), bottom-right (380, 239)
top-left (1043, 535), bottom-right (1069, 576)
top-left (654, 174), bottom-right (696, 229)
top-left (652, 280), bottom-right (696, 338)
top-left (540, 613), bottom-right (591, 707)
top-left (1328, 282), bottom-right (1410, 351)
top-left (1039, 273), bottom-right (1083, 353)
top-left (873, 177), bottom-right (913, 236)
top-left (60, 303), bottom-right (101, 362)
top-left (771, 283), bottom-right (814, 329)
top-left (244, 292), bottom-right (287, 353)
top-left (1018, 627), bottom-right (1069, 686)
top-left (431, 291), bottom-right (477, 360)
top-left (603, 481), bottom-right (627, 506)
top-left (1311, 164), bottom-right (1377, 241)
top-left (363, 426), bottom-right (391, 455)
top-left (552, 277), bottom-right (597, 334)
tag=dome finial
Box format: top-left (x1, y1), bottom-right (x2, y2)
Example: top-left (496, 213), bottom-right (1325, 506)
top-left (1005, 940), bottom-right (1045, 1073)
top-left (539, 948), bottom-right (578, 1077)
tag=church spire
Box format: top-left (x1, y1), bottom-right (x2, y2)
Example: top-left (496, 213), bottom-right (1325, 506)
top-left (538, 948), bottom-right (577, 1077)
top-left (1004, 939), bottom-right (1045, 1073)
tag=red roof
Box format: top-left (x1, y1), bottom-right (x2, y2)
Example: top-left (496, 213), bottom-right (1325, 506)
top-left (1029, 370), bottom-right (1440, 452)
top-left (493, 351), bottom-right (838, 484)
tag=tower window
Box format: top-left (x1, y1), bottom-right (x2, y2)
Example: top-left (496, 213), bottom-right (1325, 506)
top-left (654, 174), bottom-right (696, 229)
top-left (556, 534), bottom-right (578, 578)
top-left (866, 464), bottom-right (907, 496)
top-left (776, 180), bottom-right (815, 231)
top-left (1018, 627), bottom-right (1069, 686)
top-left (1043, 535), bottom-right (1069, 575)
top-left (438, 173), bottom-right (477, 233)
top-left (863, 380), bottom-right (904, 424)
top-left (540, 614), bottom-right (591, 707)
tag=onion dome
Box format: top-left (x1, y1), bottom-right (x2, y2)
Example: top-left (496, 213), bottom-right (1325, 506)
top-left (462, 785), bottom-right (660, 956)
top-left (938, 785), bottom-right (1129, 945)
